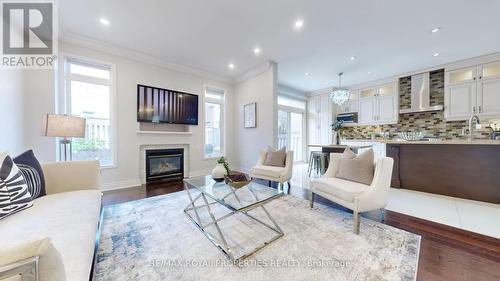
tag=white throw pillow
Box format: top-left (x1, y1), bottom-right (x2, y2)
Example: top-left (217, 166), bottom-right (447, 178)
top-left (336, 148), bottom-right (375, 185)
top-left (264, 146), bottom-right (287, 167)
top-left (0, 238), bottom-right (67, 281)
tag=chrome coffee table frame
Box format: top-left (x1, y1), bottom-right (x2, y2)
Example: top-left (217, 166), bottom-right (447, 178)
top-left (183, 177), bottom-right (284, 261)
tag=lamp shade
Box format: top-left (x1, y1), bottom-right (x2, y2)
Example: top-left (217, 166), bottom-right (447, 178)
top-left (42, 114), bottom-right (86, 138)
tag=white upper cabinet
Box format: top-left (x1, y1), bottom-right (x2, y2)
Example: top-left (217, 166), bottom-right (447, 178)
top-left (337, 91), bottom-right (359, 114)
top-left (478, 61), bottom-right (500, 116)
top-left (447, 67), bottom-right (477, 85)
top-left (307, 94), bottom-right (333, 145)
top-left (478, 78), bottom-right (500, 116)
top-left (356, 83), bottom-right (398, 125)
top-left (445, 60), bottom-right (500, 120)
top-left (480, 61), bottom-right (500, 81)
top-left (358, 88), bottom-right (375, 124)
top-left (445, 83), bottom-right (475, 119)
top-left (376, 84), bottom-right (397, 123)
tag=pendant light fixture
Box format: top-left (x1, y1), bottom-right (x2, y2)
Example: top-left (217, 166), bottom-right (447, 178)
top-left (330, 72), bottom-right (350, 105)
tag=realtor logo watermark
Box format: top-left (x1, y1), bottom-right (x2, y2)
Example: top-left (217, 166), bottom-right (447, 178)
top-left (1, 0), bottom-right (57, 68)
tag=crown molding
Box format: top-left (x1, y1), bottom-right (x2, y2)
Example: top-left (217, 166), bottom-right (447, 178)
top-left (60, 31), bottom-right (233, 84)
top-left (307, 51), bottom-right (500, 96)
top-left (233, 61), bottom-right (276, 84)
top-left (277, 84), bottom-right (307, 100)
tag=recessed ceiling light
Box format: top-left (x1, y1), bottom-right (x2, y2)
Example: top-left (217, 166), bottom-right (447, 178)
top-left (99, 18), bottom-right (110, 25)
top-left (367, 71), bottom-right (372, 74)
top-left (228, 63), bottom-right (235, 69)
top-left (433, 52), bottom-right (440, 57)
top-left (304, 72), bottom-right (310, 76)
top-left (431, 27), bottom-right (441, 33)
top-left (253, 47), bottom-right (261, 55)
top-left (294, 20), bottom-right (304, 30)
top-left (324, 82), bottom-right (329, 85)
top-left (350, 56), bottom-right (357, 61)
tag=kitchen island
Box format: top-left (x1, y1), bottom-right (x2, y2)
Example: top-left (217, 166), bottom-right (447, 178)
top-left (385, 140), bottom-right (500, 204)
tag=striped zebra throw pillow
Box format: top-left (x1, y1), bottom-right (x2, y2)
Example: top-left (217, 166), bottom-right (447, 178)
top-left (18, 164), bottom-right (43, 200)
top-left (0, 153), bottom-right (33, 220)
top-left (14, 150), bottom-right (46, 198)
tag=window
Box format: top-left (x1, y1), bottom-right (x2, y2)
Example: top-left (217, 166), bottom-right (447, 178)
top-left (64, 57), bottom-right (115, 167)
top-left (204, 87), bottom-right (225, 158)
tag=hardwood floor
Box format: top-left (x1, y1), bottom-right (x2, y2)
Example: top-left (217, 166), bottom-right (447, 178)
top-left (102, 180), bottom-right (500, 281)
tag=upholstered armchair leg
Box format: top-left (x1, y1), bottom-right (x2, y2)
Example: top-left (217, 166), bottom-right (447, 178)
top-left (310, 192), bottom-right (315, 208)
top-left (353, 211), bottom-right (360, 234)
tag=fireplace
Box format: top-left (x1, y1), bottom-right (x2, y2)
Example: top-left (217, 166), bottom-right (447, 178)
top-left (145, 148), bottom-right (184, 183)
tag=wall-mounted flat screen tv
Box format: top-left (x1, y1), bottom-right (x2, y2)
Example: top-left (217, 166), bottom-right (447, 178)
top-left (137, 84), bottom-right (198, 125)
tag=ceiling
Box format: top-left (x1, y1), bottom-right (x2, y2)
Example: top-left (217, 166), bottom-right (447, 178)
top-left (59, 0), bottom-right (500, 92)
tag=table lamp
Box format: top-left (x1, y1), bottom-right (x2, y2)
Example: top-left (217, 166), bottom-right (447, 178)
top-left (42, 114), bottom-right (86, 161)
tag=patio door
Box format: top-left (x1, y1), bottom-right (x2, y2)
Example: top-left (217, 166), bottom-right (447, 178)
top-left (278, 110), bottom-right (304, 162)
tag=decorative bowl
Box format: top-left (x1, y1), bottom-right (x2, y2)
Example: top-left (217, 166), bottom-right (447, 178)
top-left (399, 131), bottom-right (424, 141)
top-left (224, 173), bottom-right (250, 189)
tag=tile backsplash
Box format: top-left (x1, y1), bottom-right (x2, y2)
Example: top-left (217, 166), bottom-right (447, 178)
top-left (341, 69), bottom-right (494, 140)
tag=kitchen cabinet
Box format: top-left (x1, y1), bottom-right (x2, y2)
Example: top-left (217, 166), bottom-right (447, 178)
top-left (357, 83), bottom-right (398, 125)
top-left (377, 84), bottom-right (397, 123)
top-left (445, 83), bottom-right (475, 119)
top-left (358, 88), bottom-right (375, 123)
top-left (386, 142), bottom-right (500, 204)
top-left (307, 94), bottom-right (333, 145)
top-left (478, 61), bottom-right (500, 116)
top-left (445, 61), bottom-right (500, 120)
top-left (337, 91), bottom-right (359, 114)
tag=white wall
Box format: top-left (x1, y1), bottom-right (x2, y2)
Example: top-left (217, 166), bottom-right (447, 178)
top-left (0, 69), bottom-right (25, 155)
top-left (233, 62), bottom-right (278, 172)
top-left (10, 41), bottom-right (277, 189)
top-left (23, 69), bottom-right (57, 162)
top-left (58, 42), bottom-right (235, 189)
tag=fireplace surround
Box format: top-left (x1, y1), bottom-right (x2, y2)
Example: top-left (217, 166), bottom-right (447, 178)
top-left (145, 148), bottom-right (184, 183)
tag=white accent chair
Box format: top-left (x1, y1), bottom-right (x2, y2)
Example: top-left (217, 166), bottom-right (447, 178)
top-left (250, 150), bottom-right (294, 194)
top-left (310, 153), bottom-right (394, 234)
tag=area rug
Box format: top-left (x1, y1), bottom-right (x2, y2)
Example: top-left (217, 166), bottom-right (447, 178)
top-left (94, 190), bottom-right (420, 281)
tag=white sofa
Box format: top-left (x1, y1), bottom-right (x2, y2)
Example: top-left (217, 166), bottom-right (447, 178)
top-left (0, 160), bottom-right (102, 281)
top-left (310, 153), bottom-right (394, 234)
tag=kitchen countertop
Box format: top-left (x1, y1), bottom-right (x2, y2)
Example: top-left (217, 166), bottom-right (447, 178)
top-left (381, 140), bottom-right (500, 145)
top-left (307, 144), bottom-right (373, 148)
top-left (342, 139), bottom-right (500, 145)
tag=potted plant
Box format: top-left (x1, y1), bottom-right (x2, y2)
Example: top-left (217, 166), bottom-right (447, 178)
top-left (211, 156), bottom-right (231, 182)
top-left (331, 120), bottom-right (344, 145)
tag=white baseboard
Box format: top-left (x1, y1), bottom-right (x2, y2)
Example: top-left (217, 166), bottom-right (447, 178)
top-left (100, 169), bottom-right (212, 191)
top-left (100, 178), bottom-right (142, 191)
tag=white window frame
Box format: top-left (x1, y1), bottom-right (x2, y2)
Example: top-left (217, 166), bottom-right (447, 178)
top-left (203, 86), bottom-right (226, 160)
top-left (61, 54), bottom-right (117, 168)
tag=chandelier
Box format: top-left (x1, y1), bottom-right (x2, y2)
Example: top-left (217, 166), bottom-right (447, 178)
top-left (330, 72), bottom-right (350, 105)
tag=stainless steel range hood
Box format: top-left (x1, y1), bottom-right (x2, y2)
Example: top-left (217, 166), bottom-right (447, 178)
top-left (399, 72), bottom-right (444, 114)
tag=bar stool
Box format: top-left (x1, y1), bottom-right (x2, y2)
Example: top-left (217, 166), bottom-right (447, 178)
top-left (308, 151), bottom-right (329, 177)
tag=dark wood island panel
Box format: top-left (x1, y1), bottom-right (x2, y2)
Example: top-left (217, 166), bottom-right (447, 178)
top-left (386, 143), bottom-right (500, 204)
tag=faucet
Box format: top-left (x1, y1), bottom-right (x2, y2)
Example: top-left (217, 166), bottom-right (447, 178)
top-left (468, 114), bottom-right (481, 141)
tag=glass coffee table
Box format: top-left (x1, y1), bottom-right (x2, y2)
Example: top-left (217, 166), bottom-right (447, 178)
top-left (183, 175), bottom-right (284, 261)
